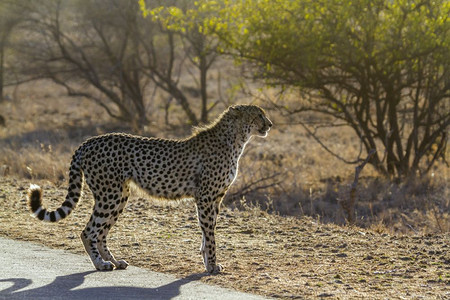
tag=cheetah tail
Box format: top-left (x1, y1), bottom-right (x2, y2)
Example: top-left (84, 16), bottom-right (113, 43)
top-left (28, 156), bottom-right (84, 222)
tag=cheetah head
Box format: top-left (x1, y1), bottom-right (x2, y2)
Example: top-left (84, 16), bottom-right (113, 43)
top-left (230, 105), bottom-right (272, 138)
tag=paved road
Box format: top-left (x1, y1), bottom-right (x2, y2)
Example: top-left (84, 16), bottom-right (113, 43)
top-left (0, 237), bottom-right (268, 300)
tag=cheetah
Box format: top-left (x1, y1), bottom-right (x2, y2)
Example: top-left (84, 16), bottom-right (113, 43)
top-left (27, 105), bottom-right (272, 273)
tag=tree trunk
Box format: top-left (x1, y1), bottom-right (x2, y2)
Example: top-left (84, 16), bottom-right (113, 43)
top-left (0, 36), bottom-right (4, 103)
top-left (200, 55), bottom-right (208, 124)
top-left (168, 83), bottom-right (199, 125)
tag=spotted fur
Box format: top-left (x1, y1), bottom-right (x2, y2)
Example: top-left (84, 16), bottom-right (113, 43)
top-left (27, 105), bottom-right (272, 273)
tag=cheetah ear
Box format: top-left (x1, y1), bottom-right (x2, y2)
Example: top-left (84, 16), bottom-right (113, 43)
top-left (228, 106), bottom-right (238, 115)
top-left (229, 105), bottom-right (244, 113)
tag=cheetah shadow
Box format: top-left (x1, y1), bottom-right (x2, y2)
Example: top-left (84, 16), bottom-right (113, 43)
top-left (0, 271), bottom-right (208, 300)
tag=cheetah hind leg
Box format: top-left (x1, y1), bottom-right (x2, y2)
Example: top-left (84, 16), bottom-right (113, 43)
top-left (80, 228), bottom-right (114, 271)
top-left (81, 191), bottom-right (129, 270)
top-left (97, 202), bottom-right (130, 269)
top-left (98, 235), bottom-right (129, 270)
top-left (97, 188), bottom-right (130, 269)
top-left (81, 215), bottom-right (129, 270)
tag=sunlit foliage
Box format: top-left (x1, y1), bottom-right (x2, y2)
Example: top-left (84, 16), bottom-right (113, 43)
top-left (147, 0), bottom-right (449, 178)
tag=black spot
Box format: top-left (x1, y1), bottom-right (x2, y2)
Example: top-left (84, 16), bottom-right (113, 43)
top-left (57, 207), bottom-right (66, 219)
top-left (37, 209), bottom-right (46, 220)
top-left (49, 211), bottom-right (56, 222)
top-left (63, 200), bottom-right (73, 208)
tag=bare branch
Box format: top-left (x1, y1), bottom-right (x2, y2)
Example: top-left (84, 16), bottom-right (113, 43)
top-left (340, 149), bottom-right (376, 224)
top-left (298, 120), bottom-right (363, 164)
top-left (226, 171), bottom-right (283, 201)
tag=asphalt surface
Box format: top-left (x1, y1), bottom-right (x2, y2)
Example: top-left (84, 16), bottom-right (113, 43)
top-left (0, 237), bottom-right (268, 300)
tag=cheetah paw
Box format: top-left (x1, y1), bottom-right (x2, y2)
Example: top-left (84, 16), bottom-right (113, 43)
top-left (95, 261), bottom-right (115, 271)
top-left (207, 264), bottom-right (224, 274)
top-left (114, 260), bottom-right (129, 270)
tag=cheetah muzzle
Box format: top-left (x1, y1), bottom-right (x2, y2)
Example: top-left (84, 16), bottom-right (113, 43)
top-left (27, 104), bottom-right (272, 273)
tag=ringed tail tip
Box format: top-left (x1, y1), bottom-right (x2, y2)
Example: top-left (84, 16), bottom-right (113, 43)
top-left (28, 184), bottom-right (43, 217)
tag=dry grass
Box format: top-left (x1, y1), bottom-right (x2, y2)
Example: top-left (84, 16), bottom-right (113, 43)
top-left (1, 80), bottom-right (450, 298)
top-left (1, 80), bottom-right (449, 234)
top-left (0, 176), bottom-right (449, 299)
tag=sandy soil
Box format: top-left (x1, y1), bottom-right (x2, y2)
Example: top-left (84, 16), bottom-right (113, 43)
top-left (0, 176), bottom-right (449, 299)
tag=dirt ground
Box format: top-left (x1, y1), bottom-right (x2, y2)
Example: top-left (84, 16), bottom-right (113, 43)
top-left (0, 176), bottom-right (449, 299)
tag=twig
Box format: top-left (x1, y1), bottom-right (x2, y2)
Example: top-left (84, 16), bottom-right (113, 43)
top-left (341, 149), bottom-right (376, 224)
top-left (431, 203), bottom-right (444, 233)
top-left (226, 171), bottom-right (283, 201)
top-left (298, 120), bottom-right (363, 164)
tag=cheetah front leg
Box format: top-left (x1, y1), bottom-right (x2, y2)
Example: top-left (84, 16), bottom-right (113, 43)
top-left (196, 199), bottom-right (223, 273)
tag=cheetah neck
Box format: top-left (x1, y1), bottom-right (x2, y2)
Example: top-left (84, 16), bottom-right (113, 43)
top-left (212, 118), bottom-right (251, 157)
top-left (191, 113), bottom-right (252, 159)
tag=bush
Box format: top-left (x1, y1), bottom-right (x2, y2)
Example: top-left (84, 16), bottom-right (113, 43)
top-left (195, 0), bottom-right (449, 179)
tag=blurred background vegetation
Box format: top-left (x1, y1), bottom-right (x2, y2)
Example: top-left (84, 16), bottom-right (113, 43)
top-left (0, 0), bottom-right (448, 233)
